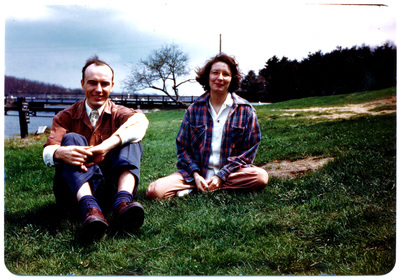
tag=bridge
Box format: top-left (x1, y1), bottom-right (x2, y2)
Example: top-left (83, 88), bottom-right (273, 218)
top-left (5, 93), bottom-right (198, 115)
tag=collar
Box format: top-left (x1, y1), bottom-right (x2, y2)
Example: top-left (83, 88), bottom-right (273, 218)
top-left (85, 100), bottom-right (106, 118)
top-left (224, 93), bottom-right (234, 107)
top-left (209, 92), bottom-right (233, 109)
top-left (198, 92), bottom-right (248, 107)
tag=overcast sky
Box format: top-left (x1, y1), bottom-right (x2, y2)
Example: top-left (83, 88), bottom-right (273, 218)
top-left (2, 0), bottom-right (397, 95)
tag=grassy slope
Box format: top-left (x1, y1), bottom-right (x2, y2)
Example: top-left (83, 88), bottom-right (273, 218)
top-left (3, 88), bottom-right (396, 276)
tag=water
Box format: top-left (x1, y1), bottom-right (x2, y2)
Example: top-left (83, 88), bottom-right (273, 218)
top-left (3, 102), bottom-right (270, 138)
top-left (4, 111), bottom-right (55, 138)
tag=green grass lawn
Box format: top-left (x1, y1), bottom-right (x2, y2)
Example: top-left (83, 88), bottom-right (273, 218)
top-left (3, 87), bottom-right (396, 276)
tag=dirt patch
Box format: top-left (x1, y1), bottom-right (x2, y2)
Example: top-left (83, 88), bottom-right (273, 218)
top-left (262, 96), bottom-right (395, 178)
top-left (281, 95), bottom-right (396, 120)
top-left (262, 157), bottom-right (335, 179)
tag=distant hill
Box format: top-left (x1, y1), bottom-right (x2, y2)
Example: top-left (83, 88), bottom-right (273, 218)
top-left (4, 76), bottom-right (82, 95)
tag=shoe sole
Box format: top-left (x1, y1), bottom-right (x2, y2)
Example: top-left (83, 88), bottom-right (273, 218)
top-left (83, 219), bottom-right (108, 239)
top-left (117, 203), bottom-right (145, 231)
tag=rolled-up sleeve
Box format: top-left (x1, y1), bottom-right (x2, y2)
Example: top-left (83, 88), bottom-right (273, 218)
top-left (43, 144), bottom-right (60, 167)
top-left (115, 113), bottom-right (149, 145)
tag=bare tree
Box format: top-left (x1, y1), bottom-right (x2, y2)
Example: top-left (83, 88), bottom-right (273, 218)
top-left (124, 44), bottom-right (194, 107)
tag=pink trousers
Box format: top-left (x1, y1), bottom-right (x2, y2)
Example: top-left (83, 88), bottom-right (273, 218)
top-left (146, 166), bottom-right (269, 199)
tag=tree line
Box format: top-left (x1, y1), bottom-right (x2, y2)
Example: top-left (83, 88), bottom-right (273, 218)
top-left (4, 76), bottom-right (82, 96)
top-left (4, 42), bottom-right (396, 104)
top-left (237, 43), bottom-right (396, 102)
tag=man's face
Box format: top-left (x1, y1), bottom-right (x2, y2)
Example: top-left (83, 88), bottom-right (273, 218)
top-left (81, 64), bottom-right (114, 110)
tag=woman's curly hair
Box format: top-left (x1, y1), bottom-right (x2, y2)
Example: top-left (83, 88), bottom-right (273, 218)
top-left (195, 53), bottom-right (242, 93)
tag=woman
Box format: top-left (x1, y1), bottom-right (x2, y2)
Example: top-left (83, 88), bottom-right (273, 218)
top-left (146, 53), bottom-right (268, 199)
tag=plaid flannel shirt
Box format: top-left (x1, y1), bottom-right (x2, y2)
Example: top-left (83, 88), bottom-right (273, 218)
top-left (176, 92), bottom-right (261, 183)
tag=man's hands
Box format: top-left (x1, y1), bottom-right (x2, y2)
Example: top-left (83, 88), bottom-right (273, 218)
top-left (193, 172), bottom-right (222, 193)
top-left (54, 145), bottom-right (94, 172)
top-left (54, 135), bottom-right (122, 172)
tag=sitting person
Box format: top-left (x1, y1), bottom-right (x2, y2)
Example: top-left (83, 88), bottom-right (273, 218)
top-left (146, 53), bottom-right (268, 199)
top-left (43, 56), bottom-right (149, 238)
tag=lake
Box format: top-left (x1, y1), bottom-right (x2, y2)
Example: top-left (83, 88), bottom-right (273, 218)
top-left (3, 102), bottom-right (269, 138)
top-left (4, 111), bottom-right (55, 138)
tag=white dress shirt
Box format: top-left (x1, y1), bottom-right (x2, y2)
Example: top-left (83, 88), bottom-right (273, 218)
top-left (86, 101), bottom-right (105, 127)
top-left (205, 93), bottom-right (233, 181)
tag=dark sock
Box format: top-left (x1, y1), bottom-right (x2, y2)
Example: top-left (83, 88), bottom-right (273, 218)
top-left (78, 195), bottom-right (101, 217)
top-left (113, 191), bottom-right (133, 211)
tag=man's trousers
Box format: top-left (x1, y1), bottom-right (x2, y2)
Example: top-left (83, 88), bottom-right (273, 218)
top-left (53, 133), bottom-right (142, 213)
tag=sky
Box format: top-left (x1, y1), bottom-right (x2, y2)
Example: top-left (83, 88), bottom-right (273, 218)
top-left (1, 0), bottom-right (397, 96)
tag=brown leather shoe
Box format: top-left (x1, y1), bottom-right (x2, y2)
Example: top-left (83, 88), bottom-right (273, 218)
top-left (113, 201), bottom-right (144, 231)
top-left (83, 207), bottom-right (109, 238)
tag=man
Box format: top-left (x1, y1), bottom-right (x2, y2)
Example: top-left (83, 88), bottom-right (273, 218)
top-left (43, 56), bottom-right (149, 238)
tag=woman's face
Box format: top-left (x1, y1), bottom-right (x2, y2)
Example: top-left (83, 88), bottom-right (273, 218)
top-left (209, 62), bottom-right (232, 95)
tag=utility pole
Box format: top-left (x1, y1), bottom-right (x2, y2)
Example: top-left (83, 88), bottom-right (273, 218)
top-left (219, 34), bottom-right (222, 54)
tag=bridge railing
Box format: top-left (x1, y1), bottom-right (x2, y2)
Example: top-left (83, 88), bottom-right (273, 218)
top-left (109, 94), bottom-right (197, 104)
top-left (4, 92), bottom-right (199, 107)
top-left (5, 92), bottom-right (86, 103)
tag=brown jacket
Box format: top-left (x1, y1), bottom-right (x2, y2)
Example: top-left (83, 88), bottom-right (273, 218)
top-left (44, 99), bottom-right (140, 147)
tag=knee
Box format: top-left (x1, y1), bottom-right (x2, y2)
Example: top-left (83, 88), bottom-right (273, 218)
top-left (111, 142), bottom-right (143, 167)
top-left (259, 169), bottom-right (269, 185)
top-left (61, 133), bottom-right (87, 146)
top-left (123, 141), bottom-right (143, 155)
top-left (146, 180), bottom-right (165, 200)
top-left (255, 168), bottom-right (269, 191)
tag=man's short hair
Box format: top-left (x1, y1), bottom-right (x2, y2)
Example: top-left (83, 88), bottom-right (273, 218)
top-left (82, 55), bottom-right (114, 82)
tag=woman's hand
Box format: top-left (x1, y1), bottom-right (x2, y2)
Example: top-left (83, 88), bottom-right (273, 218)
top-left (193, 172), bottom-right (222, 193)
top-left (207, 176), bottom-right (222, 192)
top-left (193, 172), bottom-right (209, 193)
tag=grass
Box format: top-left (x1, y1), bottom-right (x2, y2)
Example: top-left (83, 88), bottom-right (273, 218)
top-left (265, 87), bottom-right (396, 109)
top-left (3, 87), bottom-right (396, 276)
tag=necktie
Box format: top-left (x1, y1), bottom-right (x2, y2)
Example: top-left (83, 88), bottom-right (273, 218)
top-left (90, 110), bottom-right (99, 127)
